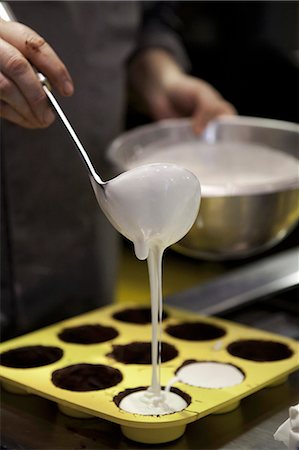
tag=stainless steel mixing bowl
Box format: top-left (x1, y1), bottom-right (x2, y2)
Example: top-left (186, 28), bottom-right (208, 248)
top-left (107, 116), bottom-right (299, 260)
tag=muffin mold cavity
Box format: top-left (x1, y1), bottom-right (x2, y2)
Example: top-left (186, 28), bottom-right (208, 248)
top-left (227, 339), bottom-right (294, 361)
top-left (0, 345), bottom-right (63, 368)
top-left (0, 303), bottom-right (298, 444)
top-left (113, 306), bottom-right (168, 324)
top-left (165, 321), bottom-right (226, 341)
top-left (52, 363), bottom-right (123, 391)
top-left (114, 385), bottom-right (191, 417)
top-left (58, 323), bottom-right (118, 344)
top-left (175, 360), bottom-right (245, 388)
top-left (107, 341), bottom-right (178, 364)
top-left (113, 385), bottom-right (191, 409)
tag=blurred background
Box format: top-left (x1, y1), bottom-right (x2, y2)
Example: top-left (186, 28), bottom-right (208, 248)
top-left (128, 1), bottom-right (298, 126)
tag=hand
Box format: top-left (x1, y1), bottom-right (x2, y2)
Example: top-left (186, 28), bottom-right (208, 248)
top-left (148, 73), bottom-right (236, 134)
top-left (0, 19), bottom-right (74, 128)
top-left (129, 49), bottom-right (236, 133)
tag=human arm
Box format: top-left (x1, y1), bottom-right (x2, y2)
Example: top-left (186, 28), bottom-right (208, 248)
top-left (0, 19), bottom-right (73, 128)
top-left (128, 2), bottom-right (235, 133)
top-left (128, 48), bottom-right (235, 133)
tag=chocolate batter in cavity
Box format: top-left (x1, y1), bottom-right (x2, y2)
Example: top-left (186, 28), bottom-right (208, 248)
top-left (165, 321), bottom-right (226, 341)
top-left (107, 341), bottom-right (178, 364)
top-left (112, 307), bottom-right (168, 324)
top-left (227, 339), bottom-right (293, 362)
top-left (0, 345), bottom-right (63, 368)
top-left (58, 324), bottom-right (118, 344)
top-left (52, 363), bottom-right (123, 391)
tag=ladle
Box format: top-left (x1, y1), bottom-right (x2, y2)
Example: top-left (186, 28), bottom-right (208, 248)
top-left (1, 1), bottom-right (201, 252)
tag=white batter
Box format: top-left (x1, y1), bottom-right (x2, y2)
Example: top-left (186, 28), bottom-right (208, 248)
top-left (100, 163), bottom-right (200, 260)
top-left (99, 163), bottom-right (200, 414)
top-left (174, 361), bottom-right (244, 389)
top-left (118, 389), bottom-right (188, 416)
top-left (127, 142), bottom-right (299, 196)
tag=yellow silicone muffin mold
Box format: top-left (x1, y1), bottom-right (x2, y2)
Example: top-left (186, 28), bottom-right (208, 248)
top-left (0, 303), bottom-right (298, 444)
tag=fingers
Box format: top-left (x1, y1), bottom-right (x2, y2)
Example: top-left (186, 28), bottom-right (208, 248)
top-left (0, 71), bottom-right (36, 123)
top-left (0, 100), bottom-right (42, 128)
top-left (161, 73), bottom-right (237, 134)
top-left (191, 80), bottom-right (237, 134)
top-left (0, 19), bottom-right (73, 128)
top-left (193, 100), bottom-right (237, 134)
top-left (149, 93), bottom-right (182, 120)
top-left (0, 20), bottom-right (73, 97)
top-left (0, 37), bottom-right (55, 127)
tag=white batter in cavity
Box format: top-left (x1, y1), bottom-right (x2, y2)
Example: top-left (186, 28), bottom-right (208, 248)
top-left (98, 163), bottom-right (200, 415)
top-left (118, 390), bottom-right (188, 416)
top-left (173, 361), bottom-right (244, 389)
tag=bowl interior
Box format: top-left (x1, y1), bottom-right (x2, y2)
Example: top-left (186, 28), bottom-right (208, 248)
top-left (107, 116), bottom-right (299, 197)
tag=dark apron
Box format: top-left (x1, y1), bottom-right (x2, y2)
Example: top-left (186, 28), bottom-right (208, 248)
top-left (2, 1), bottom-right (141, 335)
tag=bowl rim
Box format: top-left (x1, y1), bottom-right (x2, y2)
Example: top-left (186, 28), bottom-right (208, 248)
top-left (107, 116), bottom-right (299, 196)
top-left (108, 116), bottom-right (299, 154)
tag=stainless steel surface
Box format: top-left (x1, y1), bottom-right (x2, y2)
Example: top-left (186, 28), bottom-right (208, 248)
top-left (165, 247), bottom-right (299, 315)
top-left (0, 1), bottom-right (105, 186)
top-left (108, 116), bottom-right (299, 260)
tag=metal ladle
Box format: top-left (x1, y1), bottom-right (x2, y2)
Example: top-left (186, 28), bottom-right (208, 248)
top-left (0, 2), bottom-right (202, 241)
top-left (0, 1), bottom-right (105, 192)
top-left (35, 78), bottom-right (105, 189)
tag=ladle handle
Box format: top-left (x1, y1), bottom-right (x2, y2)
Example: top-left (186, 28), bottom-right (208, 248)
top-left (0, 1), bottom-right (104, 185)
top-left (40, 83), bottom-right (103, 184)
top-left (0, 1), bottom-right (14, 21)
